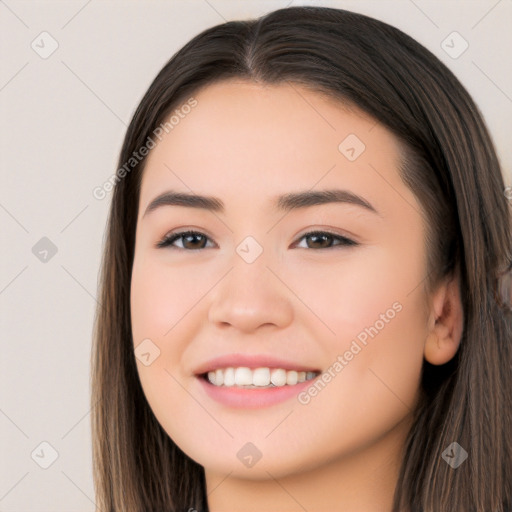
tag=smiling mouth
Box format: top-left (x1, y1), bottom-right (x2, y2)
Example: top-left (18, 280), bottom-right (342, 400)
top-left (199, 367), bottom-right (321, 389)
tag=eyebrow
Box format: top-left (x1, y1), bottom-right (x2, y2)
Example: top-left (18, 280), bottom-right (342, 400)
top-left (142, 189), bottom-right (380, 218)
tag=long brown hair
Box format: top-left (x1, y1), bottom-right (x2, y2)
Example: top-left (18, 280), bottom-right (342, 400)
top-left (91, 6), bottom-right (512, 511)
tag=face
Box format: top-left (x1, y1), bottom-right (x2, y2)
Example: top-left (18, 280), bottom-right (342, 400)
top-left (130, 80), bottom-right (431, 481)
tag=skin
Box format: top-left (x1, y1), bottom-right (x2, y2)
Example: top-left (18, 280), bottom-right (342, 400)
top-left (130, 79), bottom-right (463, 511)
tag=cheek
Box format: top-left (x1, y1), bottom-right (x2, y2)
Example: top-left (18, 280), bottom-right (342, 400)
top-left (130, 268), bottom-right (173, 345)
top-left (290, 235), bottom-right (428, 409)
top-left (315, 249), bottom-right (428, 420)
top-left (284, 241), bottom-right (427, 343)
top-left (130, 256), bottom-right (207, 437)
top-left (292, 282), bottom-right (427, 463)
top-left (130, 253), bottom-right (206, 344)
top-left (130, 252), bottom-right (221, 390)
top-left (130, 255), bottom-right (191, 409)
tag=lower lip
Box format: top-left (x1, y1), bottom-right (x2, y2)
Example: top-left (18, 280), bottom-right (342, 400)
top-left (196, 374), bottom-right (318, 409)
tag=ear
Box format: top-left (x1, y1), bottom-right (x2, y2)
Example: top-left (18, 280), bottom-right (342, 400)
top-left (423, 272), bottom-right (464, 365)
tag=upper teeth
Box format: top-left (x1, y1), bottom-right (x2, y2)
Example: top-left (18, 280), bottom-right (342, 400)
top-left (206, 367), bottom-right (319, 388)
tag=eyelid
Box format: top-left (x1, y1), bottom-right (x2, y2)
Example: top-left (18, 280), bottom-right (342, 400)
top-left (292, 230), bottom-right (357, 248)
top-left (293, 225), bottom-right (359, 245)
top-left (156, 227), bottom-right (359, 250)
top-left (156, 229), bottom-right (217, 250)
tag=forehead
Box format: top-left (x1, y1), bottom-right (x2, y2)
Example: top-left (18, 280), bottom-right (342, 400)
top-left (139, 80), bottom-right (410, 217)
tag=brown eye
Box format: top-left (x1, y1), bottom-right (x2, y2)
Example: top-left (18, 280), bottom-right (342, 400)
top-left (295, 231), bottom-right (357, 249)
top-left (156, 229), bottom-right (357, 251)
top-left (157, 231), bottom-right (213, 250)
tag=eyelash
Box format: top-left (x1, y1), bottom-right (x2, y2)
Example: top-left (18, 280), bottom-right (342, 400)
top-left (156, 229), bottom-right (358, 250)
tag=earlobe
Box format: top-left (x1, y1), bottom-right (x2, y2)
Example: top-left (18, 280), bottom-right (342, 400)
top-left (423, 274), bottom-right (464, 366)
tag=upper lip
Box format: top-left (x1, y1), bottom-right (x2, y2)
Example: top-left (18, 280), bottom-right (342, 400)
top-left (193, 353), bottom-right (321, 376)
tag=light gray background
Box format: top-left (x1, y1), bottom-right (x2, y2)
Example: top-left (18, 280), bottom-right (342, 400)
top-left (1, 1), bottom-right (510, 510)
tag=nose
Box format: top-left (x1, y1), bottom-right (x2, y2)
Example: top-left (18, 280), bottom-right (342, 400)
top-left (207, 252), bottom-right (294, 333)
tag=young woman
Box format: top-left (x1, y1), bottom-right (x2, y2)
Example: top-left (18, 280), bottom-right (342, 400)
top-left (91, 5), bottom-right (512, 511)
